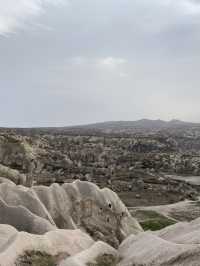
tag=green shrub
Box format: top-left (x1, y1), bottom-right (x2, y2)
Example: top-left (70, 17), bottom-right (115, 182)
top-left (15, 251), bottom-right (56, 266)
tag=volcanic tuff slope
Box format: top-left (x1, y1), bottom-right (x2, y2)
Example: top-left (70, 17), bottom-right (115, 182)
top-left (0, 179), bottom-right (200, 265)
top-left (0, 180), bottom-right (142, 247)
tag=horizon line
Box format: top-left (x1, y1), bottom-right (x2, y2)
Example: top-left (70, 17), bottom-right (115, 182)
top-left (0, 118), bottom-right (199, 129)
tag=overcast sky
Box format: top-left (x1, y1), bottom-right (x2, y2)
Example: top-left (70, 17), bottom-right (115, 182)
top-left (0, 0), bottom-right (200, 127)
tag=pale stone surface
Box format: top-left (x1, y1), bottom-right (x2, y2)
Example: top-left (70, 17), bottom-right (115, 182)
top-left (0, 197), bottom-right (55, 234)
top-left (0, 181), bottom-right (142, 247)
top-left (156, 217), bottom-right (200, 244)
top-left (118, 217), bottom-right (200, 266)
top-left (60, 217), bottom-right (200, 266)
top-left (61, 241), bottom-right (117, 266)
top-left (0, 177), bottom-right (15, 185)
top-left (0, 164), bottom-right (26, 185)
top-left (1, 179), bottom-right (200, 265)
top-left (0, 226), bottom-right (94, 266)
top-left (118, 232), bottom-right (200, 266)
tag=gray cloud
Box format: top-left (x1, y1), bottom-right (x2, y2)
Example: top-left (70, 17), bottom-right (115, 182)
top-left (0, 0), bottom-right (65, 35)
top-left (0, 0), bottom-right (200, 126)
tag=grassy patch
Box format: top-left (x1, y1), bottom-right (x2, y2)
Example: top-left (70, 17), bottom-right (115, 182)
top-left (87, 254), bottom-right (118, 266)
top-left (140, 217), bottom-right (176, 231)
top-left (15, 251), bottom-right (56, 266)
top-left (131, 209), bottom-right (177, 231)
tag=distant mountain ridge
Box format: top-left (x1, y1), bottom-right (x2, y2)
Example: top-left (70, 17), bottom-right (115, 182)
top-left (1, 119), bottom-right (200, 136)
top-left (70, 119), bottom-right (200, 130)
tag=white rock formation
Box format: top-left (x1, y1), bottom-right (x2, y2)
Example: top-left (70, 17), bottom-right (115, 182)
top-left (61, 241), bottom-right (117, 266)
top-left (0, 226), bottom-right (94, 266)
top-left (0, 164), bottom-right (26, 185)
top-left (1, 180), bottom-right (200, 265)
top-left (118, 217), bottom-right (200, 266)
top-left (0, 180), bottom-right (142, 248)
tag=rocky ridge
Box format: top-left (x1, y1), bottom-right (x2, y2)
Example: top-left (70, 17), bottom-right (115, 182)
top-left (0, 180), bottom-right (200, 265)
top-left (0, 179), bottom-right (142, 248)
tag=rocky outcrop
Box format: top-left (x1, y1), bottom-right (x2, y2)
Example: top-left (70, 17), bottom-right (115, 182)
top-left (0, 197), bottom-right (55, 234)
top-left (2, 217), bottom-right (200, 266)
top-left (118, 233), bottom-right (200, 266)
top-left (61, 241), bottom-right (118, 266)
top-left (118, 218), bottom-right (200, 266)
top-left (0, 164), bottom-right (26, 185)
top-left (0, 180), bottom-right (142, 265)
top-left (0, 181), bottom-right (142, 248)
top-left (0, 180), bottom-right (200, 265)
top-left (0, 226), bottom-right (94, 266)
top-left (0, 135), bottom-right (35, 170)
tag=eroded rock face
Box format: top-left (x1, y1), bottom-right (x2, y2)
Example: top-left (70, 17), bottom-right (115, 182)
top-left (0, 135), bottom-right (35, 172)
top-left (3, 218), bottom-right (200, 266)
top-left (57, 217), bottom-right (200, 266)
top-left (1, 180), bottom-right (200, 266)
top-left (0, 181), bottom-right (142, 248)
top-left (0, 198), bottom-right (55, 234)
top-left (118, 234), bottom-right (200, 266)
top-left (0, 226), bottom-right (94, 266)
top-left (0, 164), bottom-right (26, 185)
top-left (61, 241), bottom-right (118, 266)
top-left (118, 218), bottom-right (200, 266)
